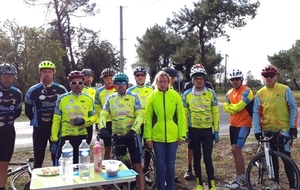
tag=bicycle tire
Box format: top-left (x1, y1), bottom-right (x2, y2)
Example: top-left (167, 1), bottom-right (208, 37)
top-left (142, 146), bottom-right (156, 190)
top-left (246, 151), bottom-right (300, 190)
top-left (10, 169), bottom-right (31, 190)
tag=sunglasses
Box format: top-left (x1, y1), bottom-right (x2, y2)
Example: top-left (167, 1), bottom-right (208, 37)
top-left (135, 74), bottom-right (146, 77)
top-left (230, 78), bottom-right (241, 82)
top-left (71, 81), bottom-right (84, 85)
top-left (114, 81), bottom-right (127, 85)
top-left (262, 74), bottom-right (275, 78)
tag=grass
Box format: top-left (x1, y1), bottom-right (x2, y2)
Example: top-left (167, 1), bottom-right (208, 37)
top-left (7, 137), bottom-right (300, 190)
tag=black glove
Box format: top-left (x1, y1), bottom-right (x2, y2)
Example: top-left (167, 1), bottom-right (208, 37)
top-left (98, 128), bottom-right (110, 139)
top-left (255, 132), bottom-right (263, 141)
top-left (73, 118), bottom-right (85, 126)
top-left (125, 130), bottom-right (136, 139)
top-left (289, 128), bottom-right (298, 139)
top-left (50, 143), bottom-right (57, 155)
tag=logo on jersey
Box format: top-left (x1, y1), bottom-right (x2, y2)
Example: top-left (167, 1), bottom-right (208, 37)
top-left (39, 95), bottom-right (46, 100)
top-left (0, 92), bottom-right (3, 97)
top-left (66, 105), bottom-right (71, 110)
top-left (69, 99), bottom-right (74, 104)
top-left (9, 105), bottom-right (15, 110)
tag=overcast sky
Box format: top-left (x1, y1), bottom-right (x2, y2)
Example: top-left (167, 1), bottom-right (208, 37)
top-left (1, 0), bottom-right (300, 83)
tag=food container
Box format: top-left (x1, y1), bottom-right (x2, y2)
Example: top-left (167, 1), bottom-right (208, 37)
top-left (105, 164), bottom-right (119, 177)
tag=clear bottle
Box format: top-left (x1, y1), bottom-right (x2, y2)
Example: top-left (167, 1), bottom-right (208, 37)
top-left (58, 154), bottom-right (63, 175)
top-left (79, 139), bottom-right (90, 179)
top-left (61, 140), bottom-right (73, 181)
top-left (93, 141), bottom-right (102, 173)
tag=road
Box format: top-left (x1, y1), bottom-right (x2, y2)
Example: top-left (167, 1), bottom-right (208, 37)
top-left (14, 104), bottom-right (300, 149)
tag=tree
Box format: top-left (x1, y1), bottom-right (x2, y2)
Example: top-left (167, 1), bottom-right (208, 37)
top-left (24, 0), bottom-right (99, 76)
top-left (0, 20), bottom-right (65, 94)
top-left (77, 30), bottom-right (120, 85)
top-left (245, 70), bottom-right (262, 89)
top-left (167, 0), bottom-right (260, 65)
top-left (135, 24), bottom-right (174, 82)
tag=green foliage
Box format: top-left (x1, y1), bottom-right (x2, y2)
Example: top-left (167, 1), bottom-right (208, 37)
top-left (136, 24), bottom-right (174, 82)
top-left (245, 70), bottom-right (263, 89)
top-left (24, 0), bottom-right (100, 76)
top-left (167, 0), bottom-right (260, 64)
top-left (76, 30), bottom-right (120, 85)
top-left (0, 20), bottom-right (66, 94)
top-left (268, 40), bottom-right (300, 89)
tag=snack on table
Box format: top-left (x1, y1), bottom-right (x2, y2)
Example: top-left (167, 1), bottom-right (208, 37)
top-left (41, 167), bottom-right (59, 175)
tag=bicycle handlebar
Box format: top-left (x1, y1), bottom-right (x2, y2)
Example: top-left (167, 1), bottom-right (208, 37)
top-left (258, 130), bottom-right (292, 147)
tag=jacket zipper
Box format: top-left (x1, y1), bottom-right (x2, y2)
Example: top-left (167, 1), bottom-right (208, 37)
top-left (163, 92), bottom-right (167, 143)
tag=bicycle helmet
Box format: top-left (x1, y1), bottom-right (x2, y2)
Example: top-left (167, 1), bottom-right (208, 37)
top-left (0, 63), bottom-right (17, 75)
top-left (193, 63), bottom-right (205, 69)
top-left (190, 64), bottom-right (207, 78)
top-left (162, 67), bottom-right (178, 77)
top-left (81, 68), bottom-right (94, 77)
top-left (113, 72), bottom-right (129, 83)
top-left (101, 68), bottom-right (115, 78)
top-left (67, 70), bottom-right (84, 82)
top-left (261, 65), bottom-right (278, 77)
top-left (133, 66), bottom-right (147, 75)
top-left (38, 61), bottom-right (56, 73)
top-left (228, 69), bottom-right (243, 79)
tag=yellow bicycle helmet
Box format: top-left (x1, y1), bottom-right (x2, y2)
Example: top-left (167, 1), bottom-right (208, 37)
top-left (38, 61), bottom-right (56, 73)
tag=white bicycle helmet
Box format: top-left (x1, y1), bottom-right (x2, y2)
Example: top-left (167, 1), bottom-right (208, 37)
top-left (229, 69), bottom-right (243, 79)
top-left (190, 64), bottom-right (207, 78)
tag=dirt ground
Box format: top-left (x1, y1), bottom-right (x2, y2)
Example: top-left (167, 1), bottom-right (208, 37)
top-left (8, 136), bottom-right (300, 190)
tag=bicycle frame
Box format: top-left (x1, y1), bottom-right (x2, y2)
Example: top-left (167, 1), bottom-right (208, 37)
top-left (262, 138), bottom-right (275, 179)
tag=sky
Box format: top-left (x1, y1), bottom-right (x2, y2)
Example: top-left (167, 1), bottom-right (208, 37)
top-left (1, 0), bottom-right (300, 84)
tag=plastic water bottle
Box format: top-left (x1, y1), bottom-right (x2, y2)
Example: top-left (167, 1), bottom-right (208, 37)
top-left (58, 154), bottom-right (63, 175)
top-left (93, 141), bottom-right (102, 173)
top-left (79, 139), bottom-right (90, 179)
top-left (61, 140), bottom-right (73, 181)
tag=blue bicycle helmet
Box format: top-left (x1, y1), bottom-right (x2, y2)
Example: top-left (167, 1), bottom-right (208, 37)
top-left (113, 72), bottom-right (129, 83)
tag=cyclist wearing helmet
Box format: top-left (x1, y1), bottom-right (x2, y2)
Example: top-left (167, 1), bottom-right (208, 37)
top-left (127, 66), bottom-right (153, 183)
top-left (183, 63), bottom-right (214, 181)
top-left (25, 61), bottom-right (67, 168)
top-left (95, 68), bottom-right (116, 159)
top-left (253, 65), bottom-right (297, 190)
top-left (223, 69), bottom-right (254, 189)
top-left (50, 70), bottom-right (97, 164)
top-left (0, 63), bottom-right (22, 190)
top-left (184, 64), bottom-right (214, 92)
top-left (162, 67), bottom-right (178, 88)
top-left (182, 66), bottom-right (219, 190)
top-left (98, 72), bottom-right (145, 190)
top-left (81, 68), bottom-right (96, 144)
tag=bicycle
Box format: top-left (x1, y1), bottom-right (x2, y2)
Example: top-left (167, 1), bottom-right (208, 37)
top-left (245, 130), bottom-right (300, 190)
top-left (8, 157), bottom-right (34, 190)
top-left (99, 134), bottom-right (156, 190)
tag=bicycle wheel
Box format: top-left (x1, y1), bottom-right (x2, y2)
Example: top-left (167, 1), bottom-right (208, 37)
top-left (246, 151), bottom-right (300, 190)
top-left (142, 146), bottom-right (156, 190)
top-left (10, 170), bottom-right (31, 190)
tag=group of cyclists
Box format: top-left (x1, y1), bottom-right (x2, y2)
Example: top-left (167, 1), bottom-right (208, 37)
top-left (0, 59), bottom-right (297, 190)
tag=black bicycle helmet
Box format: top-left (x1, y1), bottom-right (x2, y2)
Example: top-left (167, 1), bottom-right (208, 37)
top-left (162, 67), bottom-right (177, 77)
top-left (81, 68), bottom-right (95, 77)
top-left (0, 63), bottom-right (17, 75)
top-left (133, 66), bottom-right (147, 75)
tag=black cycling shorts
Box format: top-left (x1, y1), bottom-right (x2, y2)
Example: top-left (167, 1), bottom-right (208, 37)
top-left (103, 121), bottom-right (112, 147)
top-left (0, 128), bottom-right (16, 161)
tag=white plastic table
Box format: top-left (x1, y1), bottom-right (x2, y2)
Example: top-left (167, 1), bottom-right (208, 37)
top-left (30, 164), bottom-right (137, 190)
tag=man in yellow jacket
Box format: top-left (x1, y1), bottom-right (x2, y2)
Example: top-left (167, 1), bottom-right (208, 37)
top-left (50, 71), bottom-right (97, 164)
